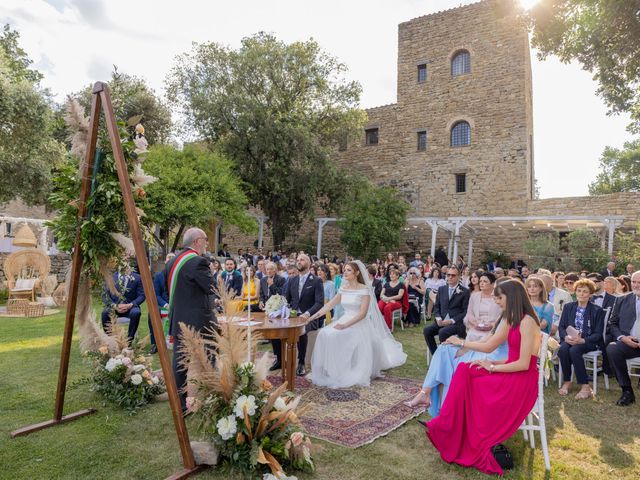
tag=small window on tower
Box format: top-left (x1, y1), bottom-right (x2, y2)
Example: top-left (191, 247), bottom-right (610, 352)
top-left (365, 128), bottom-right (379, 146)
top-left (455, 174), bottom-right (466, 193)
top-left (417, 64), bottom-right (427, 83)
top-left (417, 131), bottom-right (427, 151)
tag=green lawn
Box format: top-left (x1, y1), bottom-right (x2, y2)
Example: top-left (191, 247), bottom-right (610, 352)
top-left (1, 306), bottom-right (639, 480)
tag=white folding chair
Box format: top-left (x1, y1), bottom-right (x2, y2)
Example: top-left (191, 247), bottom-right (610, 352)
top-left (519, 332), bottom-right (551, 471)
top-left (558, 307), bottom-right (611, 395)
top-left (391, 308), bottom-right (403, 332)
top-left (627, 358), bottom-right (640, 381)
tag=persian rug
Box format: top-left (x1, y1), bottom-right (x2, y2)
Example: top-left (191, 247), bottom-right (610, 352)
top-left (268, 374), bottom-right (425, 448)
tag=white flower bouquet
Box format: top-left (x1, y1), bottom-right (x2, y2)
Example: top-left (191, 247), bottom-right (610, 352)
top-left (86, 342), bottom-right (164, 414)
top-left (265, 294), bottom-right (290, 319)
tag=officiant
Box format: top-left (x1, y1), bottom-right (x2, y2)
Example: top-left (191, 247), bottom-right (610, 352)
top-left (271, 254), bottom-right (324, 376)
top-left (165, 227), bottom-right (216, 412)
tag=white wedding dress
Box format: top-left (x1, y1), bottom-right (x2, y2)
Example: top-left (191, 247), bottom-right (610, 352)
top-left (310, 261), bottom-right (407, 389)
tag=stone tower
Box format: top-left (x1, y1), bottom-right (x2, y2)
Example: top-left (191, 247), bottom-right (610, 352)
top-left (335, 0), bottom-right (534, 217)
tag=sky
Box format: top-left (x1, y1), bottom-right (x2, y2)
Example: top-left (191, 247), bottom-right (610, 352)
top-left (0, 0), bottom-right (634, 199)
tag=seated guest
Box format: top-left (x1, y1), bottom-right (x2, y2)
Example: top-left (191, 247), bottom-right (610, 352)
top-left (404, 267), bottom-right (426, 327)
top-left (425, 267), bottom-right (446, 319)
top-left (604, 276), bottom-right (622, 296)
top-left (539, 273), bottom-right (571, 338)
top-left (493, 267), bottom-right (505, 279)
top-left (558, 278), bottom-right (604, 399)
top-left (525, 276), bottom-right (554, 334)
top-left (378, 267), bottom-right (405, 329)
top-left (376, 264), bottom-right (387, 281)
top-left (563, 272), bottom-right (580, 300)
top-left (231, 265), bottom-right (260, 311)
top-left (319, 264), bottom-right (336, 323)
top-left (600, 261), bottom-right (616, 280)
top-left (618, 275), bottom-right (632, 294)
top-left (148, 253), bottom-right (175, 353)
top-left (423, 266), bottom-right (470, 355)
top-left (405, 304), bottom-right (507, 416)
top-left (219, 258), bottom-right (243, 297)
top-left (554, 271), bottom-right (566, 289)
top-left (101, 263), bottom-right (146, 343)
top-left (606, 271), bottom-right (640, 406)
top-left (587, 273), bottom-right (616, 310)
top-left (464, 272), bottom-right (501, 341)
top-left (258, 261), bottom-right (286, 310)
top-left (367, 264), bottom-right (383, 302)
top-left (217, 243), bottom-right (231, 257)
top-left (626, 263), bottom-right (635, 276)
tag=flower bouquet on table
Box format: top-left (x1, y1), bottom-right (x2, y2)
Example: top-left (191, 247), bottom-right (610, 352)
top-left (265, 294), bottom-right (291, 320)
top-left (84, 323), bottom-right (165, 414)
top-left (178, 321), bottom-right (314, 479)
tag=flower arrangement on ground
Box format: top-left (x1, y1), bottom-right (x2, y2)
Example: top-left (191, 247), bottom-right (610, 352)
top-left (178, 320), bottom-right (314, 479)
top-left (85, 322), bottom-right (165, 414)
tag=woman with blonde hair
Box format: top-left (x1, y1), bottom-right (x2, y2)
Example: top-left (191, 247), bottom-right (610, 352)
top-left (603, 276), bottom-right (622, 296)
top-left (525, 276), bottom-right (554, 334)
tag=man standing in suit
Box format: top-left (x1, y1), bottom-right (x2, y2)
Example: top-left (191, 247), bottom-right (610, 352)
top-left (600, 261), bottom-right (617, 279)
top-left (274, 253), bottom-right (324, 376)
top-left (101, 262), bottom-right (146, 344)
top-left (165, 227), bottom-right (215, 412)
top-left (259, 261), bottom-right (286, 310)
top-left (423, 266), bottom-right (470, 355)
top-left (220, 258), bottom-right (243, 297)
top-left (148, 252), bottom-right (175, 354)
top-left (606, 271), bottom-right (640, 406)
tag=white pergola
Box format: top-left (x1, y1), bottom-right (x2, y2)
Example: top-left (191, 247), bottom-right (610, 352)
top-left (315, 215), bottom-right (626, 264)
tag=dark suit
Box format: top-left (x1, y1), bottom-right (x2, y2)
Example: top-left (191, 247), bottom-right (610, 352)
top-left (165, 248), bottom-right (216, 410)
top-left (592, 292), bottom-right (617, 374)
top-left (423, 284), bottom-right (470, 354)
top-left (558, 301), bottom-right (604, 384)
top-left (273, 273), bottom-right (324, 366)
top-left (220, 269), bottom-right (243, 297)
top-left (148, 269), bottom-right (169, 348)
top-left (600, 268), bottom-right (616, 279)
top-left (606, 293), bottom-right (640, 388)
top-left (259, 275), bottom-right (286, 305)
top-left (101, 272), bottom-right (146, 342)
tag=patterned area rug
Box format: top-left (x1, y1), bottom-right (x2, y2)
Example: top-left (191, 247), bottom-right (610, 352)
top-left (268, 374), bottom-right (425, 448)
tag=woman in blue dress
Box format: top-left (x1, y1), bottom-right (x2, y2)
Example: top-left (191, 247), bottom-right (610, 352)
top-left (525, 276), bottom-right (554, 334)
top-left (404, 274), bottom-right (508, 417)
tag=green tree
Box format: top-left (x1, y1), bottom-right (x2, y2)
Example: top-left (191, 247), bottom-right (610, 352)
top-left (528, 1), bottom-right (640, 132)
top-left (523, 232), bottom-right (563, 271)
top-left (166, 32), bottom-right (366, 248)
top-left (0, 24), bottom-right (64, 205)
top-left (74, 67), bottom-right (172, 145)
top-left (337, 181), bottom-right (409, 261)
top-left (589, 139), bottom-right (640, 194)
top-left (142, 144), bottom-right (256, 253)
top-left (566, 229), bottom-right (609, 272)
top-left (615, 224), bottom-right (640, 268)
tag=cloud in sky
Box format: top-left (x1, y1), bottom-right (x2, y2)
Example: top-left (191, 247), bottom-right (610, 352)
top-left (0, 0), bottom-right (634, 199)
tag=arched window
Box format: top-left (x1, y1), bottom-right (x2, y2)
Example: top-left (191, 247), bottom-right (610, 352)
top-left (451, 121), bottom-right (470, 146)
top-left (451, 50), bottom-right (470, 76)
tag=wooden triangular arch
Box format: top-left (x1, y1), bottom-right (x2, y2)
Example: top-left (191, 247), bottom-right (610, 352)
top-left (10, 82), bottom-right (207, 479)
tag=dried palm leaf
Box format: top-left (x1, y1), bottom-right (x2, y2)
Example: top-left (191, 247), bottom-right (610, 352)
top-left (255, 383), bottom-right (288, 438)
top-left (253, 351), bottom-right (273, 387)
top-left (177, 323), bottom-right (220, 395)
top-left (107, 320), bottom-right (130, 352)
top-left (64, 97), bottom-right (89, 164)
top-left (75, 277), bottom-right (118, 353)
top-left (98, 262), bottom-right (117, 296)
top-left (131, 164), bottom-right (157, 187)
top-left (109, 233), bottom-right (136, 257)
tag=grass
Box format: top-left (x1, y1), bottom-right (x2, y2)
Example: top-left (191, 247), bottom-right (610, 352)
top-left (1, 305), bottom-right (640, 480)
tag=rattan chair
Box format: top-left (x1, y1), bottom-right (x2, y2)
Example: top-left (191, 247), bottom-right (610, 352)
top-left (4, 249), bottom-right (51, 302)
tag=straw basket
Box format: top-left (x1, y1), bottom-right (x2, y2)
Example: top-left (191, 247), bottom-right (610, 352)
top-left (24, 302), bottom-right (45, 317)
top-left (7, 298), bottom-right (29, 315)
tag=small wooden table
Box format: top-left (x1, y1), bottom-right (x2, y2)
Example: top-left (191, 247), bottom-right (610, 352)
top-left (220, 312), bottom-right (308, 392)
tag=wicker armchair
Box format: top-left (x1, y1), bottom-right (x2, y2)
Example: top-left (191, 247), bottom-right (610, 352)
top-left (4, 249), bottom-right (51, 302)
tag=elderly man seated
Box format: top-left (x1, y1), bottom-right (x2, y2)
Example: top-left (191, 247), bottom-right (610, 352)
top-left (606, 271), bottom-right (640, 406)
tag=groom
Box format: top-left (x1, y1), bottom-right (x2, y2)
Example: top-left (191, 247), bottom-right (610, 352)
top-left (272, 253), bottom-right (324, 376)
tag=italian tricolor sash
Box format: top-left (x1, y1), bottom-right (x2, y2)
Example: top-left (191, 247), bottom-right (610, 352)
top-left (168, 249), bottom-right (199, 310)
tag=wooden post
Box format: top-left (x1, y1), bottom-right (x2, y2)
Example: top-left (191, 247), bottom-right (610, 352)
top-left (10, 82), bottom-right (207, 480)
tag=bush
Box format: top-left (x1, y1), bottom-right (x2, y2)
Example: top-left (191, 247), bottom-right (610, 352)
top-left (523, 232), bottom-right (563, 271)
top-left (566, 229), bottom-right (610, 272)
top-left (480, 249), bottom-right (512, 269)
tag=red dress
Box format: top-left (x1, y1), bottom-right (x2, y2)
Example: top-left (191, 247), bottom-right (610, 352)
top-left (426, 324), bottom-right (538, 475)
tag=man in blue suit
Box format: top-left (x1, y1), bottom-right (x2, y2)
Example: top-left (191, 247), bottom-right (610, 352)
top-left (423, 266), bottom-right (470, 355)
top-left (606, 271), bottom-right (640, 406)
top-left (148, 253), bottom-right (175, 354)
top-left (219, 258), bottom-right (243, 297)
top-left (101, 264), bottom-right (146, 343)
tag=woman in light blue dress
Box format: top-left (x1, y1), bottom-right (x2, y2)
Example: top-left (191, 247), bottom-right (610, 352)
top-left (404, 273), bottom-right (508, 417)
top-left (525, 276), bottom-right (554, 334)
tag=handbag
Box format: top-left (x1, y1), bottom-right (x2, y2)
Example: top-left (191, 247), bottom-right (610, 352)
top-left (491, 444), bottom-right (514, 470)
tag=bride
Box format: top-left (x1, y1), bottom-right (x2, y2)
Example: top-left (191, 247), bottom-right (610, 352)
top-left (303, 260), bottom-right (406, 388)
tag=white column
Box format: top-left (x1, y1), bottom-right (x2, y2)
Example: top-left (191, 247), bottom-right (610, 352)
top-left (316, 219), bottom-right (329, 259)
top-left (447, 234), bottom-right (453, 261)
top-left (429, 221), bottom-right (438, 257)
top-left (256, 216), bottom-right (266, 249)
top-left (607, 220), bottom-right (616, 256)
top-left (452, 222), bottom-right (461, 263)
top-left (40, 226), bottom-right (48, 253)
top-left (468, 237), bottom-right (474, 268)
